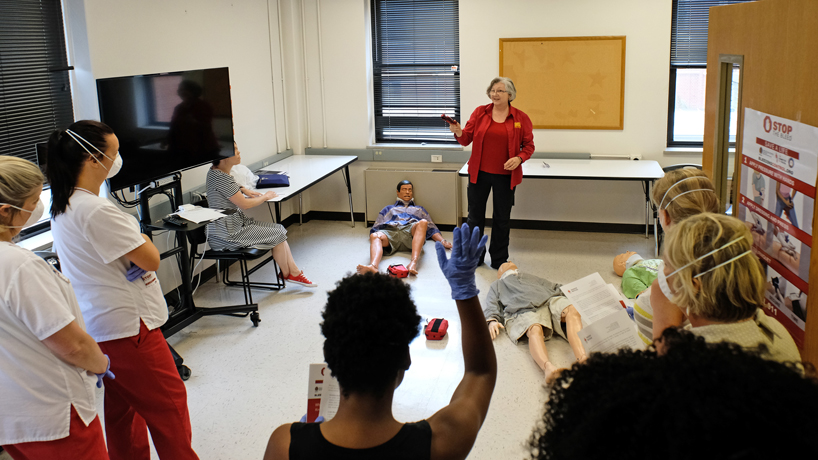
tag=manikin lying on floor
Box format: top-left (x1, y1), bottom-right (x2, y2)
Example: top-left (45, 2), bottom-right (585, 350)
top-left (483, 262), bottom-right (587, 384)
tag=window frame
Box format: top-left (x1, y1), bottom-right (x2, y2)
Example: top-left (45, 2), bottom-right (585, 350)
top-left (0, 0), bottom-right (74, 240)
top-left (370, 0), bottom-right (461, 146)
top-left (667, 0), bottom-right (754, 148)
top-left (666, 64), bottom-right (708, 148)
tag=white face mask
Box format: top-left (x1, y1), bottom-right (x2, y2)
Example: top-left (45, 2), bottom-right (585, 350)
top-left (1, 200), bottom-right (45, 229)
top-left (65, 129), bottom-right (122, 178)
top-left (657, 237), bottom-right (754, 304)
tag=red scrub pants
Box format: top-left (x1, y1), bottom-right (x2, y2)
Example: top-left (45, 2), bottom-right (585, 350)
top-left (98, 321), bottom-right (199, 460)
top-left (2, 406), bottom-right (109, 460)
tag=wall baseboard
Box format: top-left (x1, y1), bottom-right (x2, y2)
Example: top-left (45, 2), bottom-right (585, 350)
top-left (162, 212), bottom-right (654, 301)
top-left (292, 210), bottom-right (654, 234)
top-left (460, 217), bottom-right (655, 234)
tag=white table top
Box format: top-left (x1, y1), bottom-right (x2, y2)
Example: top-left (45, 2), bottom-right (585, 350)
top-left (259, 155), bottom-right (357, 202)
top-left (458, 158), bottom-right (664, 181)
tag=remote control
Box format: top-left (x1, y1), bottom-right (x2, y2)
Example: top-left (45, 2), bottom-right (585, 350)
top-left (162, 215), bottom-right (188, 227)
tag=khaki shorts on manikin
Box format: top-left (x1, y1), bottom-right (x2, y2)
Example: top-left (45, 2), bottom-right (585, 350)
top-left (378, 222), bottom-right (419, 256)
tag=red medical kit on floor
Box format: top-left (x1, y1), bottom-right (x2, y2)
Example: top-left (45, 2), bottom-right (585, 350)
top-left (387, 264), bottom-right (409, 278)
top-left (425, 318), bottom-right (448, 340)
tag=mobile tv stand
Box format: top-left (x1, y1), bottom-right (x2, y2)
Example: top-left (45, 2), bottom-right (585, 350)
top-left (136, 173), bottom-right (260, 335)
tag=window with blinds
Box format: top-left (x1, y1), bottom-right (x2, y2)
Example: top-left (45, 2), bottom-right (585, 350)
top-left (0, 0), bottom-right (74, 165)
top-left (0, 0), bottom-right (73, 238)
top-left (371, 0), bottom-right (460, 144)
top-left (667, 0), bottom-right (754, 146)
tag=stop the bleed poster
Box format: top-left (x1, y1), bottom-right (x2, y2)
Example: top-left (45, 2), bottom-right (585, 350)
top-left (738, 108), bottom-right (818, 347)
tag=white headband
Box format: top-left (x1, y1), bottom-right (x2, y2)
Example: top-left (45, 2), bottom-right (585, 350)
top-left (665, 188), bottom-right (714, 208)
top-left (659, 176), bottom-right (711, 209)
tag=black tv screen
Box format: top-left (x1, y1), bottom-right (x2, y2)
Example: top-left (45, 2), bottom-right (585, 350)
top-left (97, 67), bottom-right (234, 191)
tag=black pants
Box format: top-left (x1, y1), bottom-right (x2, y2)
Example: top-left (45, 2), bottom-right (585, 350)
top-left (467, 171), bottom-right (515, 268)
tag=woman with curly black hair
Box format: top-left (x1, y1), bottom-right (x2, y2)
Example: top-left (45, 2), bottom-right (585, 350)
top-left (264, 224), bottom-right (497, 460)
top-left (529, 328), bottom-right (816, 460)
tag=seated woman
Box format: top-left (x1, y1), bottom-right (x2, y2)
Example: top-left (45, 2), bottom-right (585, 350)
top-left (655, 213), bottom-right (800, 362)
top-left (630, 169), bottom-right (719, 345)
top-left (207, 143), bottom-right (315, 287)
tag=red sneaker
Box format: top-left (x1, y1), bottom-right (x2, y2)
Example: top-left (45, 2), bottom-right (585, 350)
top-left (283, 271), bottom-right (317, 287)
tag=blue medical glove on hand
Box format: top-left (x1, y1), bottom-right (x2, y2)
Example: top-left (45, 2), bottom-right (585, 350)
top-left (298, 414), bottom-right (325, 423)
top-left (126, 262), bottom-right (146, 282)
top-left (436, 223), bottom-right (487, 300)
top-left (626, 305), bottom-right (634, 321)
top-left (95, 355), bottom-right (115, 388)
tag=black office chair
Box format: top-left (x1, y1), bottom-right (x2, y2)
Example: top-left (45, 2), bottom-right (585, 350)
top-left (662, 163), bottom-right (703, 172)
top-left (186, 202), bottom-right (284, 327)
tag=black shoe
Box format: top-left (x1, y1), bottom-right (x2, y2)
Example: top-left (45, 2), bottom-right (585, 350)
top-left (490, 260), bottom-right (508, 270)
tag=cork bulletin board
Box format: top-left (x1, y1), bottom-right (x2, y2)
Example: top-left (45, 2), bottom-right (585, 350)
top-left (499, 36), bottom-right (626, 130)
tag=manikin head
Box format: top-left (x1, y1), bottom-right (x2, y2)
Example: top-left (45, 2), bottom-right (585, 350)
top-left (613, 251), bottom-right (639, 277)
top-left (497, 261), bottom-right (518, 279)
top-left (396, 180), bottom-right (414, 202)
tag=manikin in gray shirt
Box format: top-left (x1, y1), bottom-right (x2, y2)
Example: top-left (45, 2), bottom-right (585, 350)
top-left (484, 262), bottom-right (587, 384)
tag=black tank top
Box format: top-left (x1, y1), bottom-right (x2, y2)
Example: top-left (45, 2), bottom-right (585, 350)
top-left (288, 420), bottom-right (432, 460)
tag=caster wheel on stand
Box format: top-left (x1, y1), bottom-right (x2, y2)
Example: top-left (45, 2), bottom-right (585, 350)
top-left (250, 311), bottom-right (261, 327)
top-left (178, 365), bottom-right (192, 381)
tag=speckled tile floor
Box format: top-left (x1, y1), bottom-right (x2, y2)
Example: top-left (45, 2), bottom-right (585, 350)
top-left (0, 221), bottom-right (655, 460)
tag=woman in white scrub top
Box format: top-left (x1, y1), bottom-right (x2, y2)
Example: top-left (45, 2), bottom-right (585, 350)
top-left (47, 121), bottom-right (199, 460)
top-left (0, 157), bottom-right (112, 459)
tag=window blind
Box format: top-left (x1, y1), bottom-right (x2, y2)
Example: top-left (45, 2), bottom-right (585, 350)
top-left (670, 0), bottom-right (756, 66)
top-left (371, 0), bottom-right (459, 144)
top-left (0, 0), bottom-right (74, 165)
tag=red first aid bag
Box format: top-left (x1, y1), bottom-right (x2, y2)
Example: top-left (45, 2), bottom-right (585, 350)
top-left (425, 318), bottom-right (448, 340)
top-left (388, 264), bottom-right (409, 278)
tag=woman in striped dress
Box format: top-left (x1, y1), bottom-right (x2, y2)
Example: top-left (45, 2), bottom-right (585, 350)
top-left (207, 144), bottom-right (315, 287)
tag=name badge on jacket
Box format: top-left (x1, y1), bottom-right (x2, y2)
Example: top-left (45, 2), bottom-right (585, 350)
top-left (514, 122), bottom-right (521, 128)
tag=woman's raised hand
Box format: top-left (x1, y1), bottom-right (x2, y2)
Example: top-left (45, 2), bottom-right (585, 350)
top-left (447, 121), bottom-right (463, 137)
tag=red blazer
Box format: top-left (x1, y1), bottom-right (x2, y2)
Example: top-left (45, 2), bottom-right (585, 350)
top-left (455, 103), bottom-right (535, 189)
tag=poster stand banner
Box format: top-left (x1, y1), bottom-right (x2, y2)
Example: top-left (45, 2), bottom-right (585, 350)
top-left (738, 108), bottom-right (817, 347)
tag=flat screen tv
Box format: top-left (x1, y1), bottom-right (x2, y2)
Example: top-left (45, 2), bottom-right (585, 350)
top-left (97, 67), bottom-right (234, 191)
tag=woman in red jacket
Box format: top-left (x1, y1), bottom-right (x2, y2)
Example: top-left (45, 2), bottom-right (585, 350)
top-left (447, 77), bottom-right (534, 268)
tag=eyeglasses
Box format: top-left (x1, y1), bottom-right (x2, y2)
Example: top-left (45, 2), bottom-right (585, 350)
top-left (490, 89), bottom-right (507, 94)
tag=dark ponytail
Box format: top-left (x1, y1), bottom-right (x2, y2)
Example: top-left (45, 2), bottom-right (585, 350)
top-left (46, 120), bottom-right (114, 216)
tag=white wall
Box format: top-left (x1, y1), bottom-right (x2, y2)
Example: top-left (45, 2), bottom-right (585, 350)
top-left (61, 0), bottom-right (696, 288)
top-left (64, 0), bottom-right (298, 292)
top-left (304, 0), bottom-right (693, 225)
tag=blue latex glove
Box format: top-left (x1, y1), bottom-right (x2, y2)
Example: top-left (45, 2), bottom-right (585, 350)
top-left (95, 355), bottom-right (115, 388)
top-left (299, 414), bottom-right (325, 423)
top-left (126, 262), bottom-right (147, 282)
top-left (626, 306), bottom-right (634, 321)
top-left (435, 223), bottom-right (487, 300)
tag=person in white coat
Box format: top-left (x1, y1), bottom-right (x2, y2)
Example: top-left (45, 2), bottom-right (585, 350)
top-left (47, 120), bottom-right (199, 460)
top-left (0, 156), bottom-right (113, 459)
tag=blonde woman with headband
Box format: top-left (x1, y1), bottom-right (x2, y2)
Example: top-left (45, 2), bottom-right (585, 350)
top-left (658, 213), bottom-right (799, 362)
top-left (47, 120), bottom-right (199, 459)
top-left (0, 157), bottom-right (112, 458)
top-left (627, 169), bottom-right (719, 344)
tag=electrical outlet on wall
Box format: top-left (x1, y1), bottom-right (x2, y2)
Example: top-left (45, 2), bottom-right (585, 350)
top-left (263, 160), bottom-right (270, 166)
top-left (431, 155), bottom-right (442, 163)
